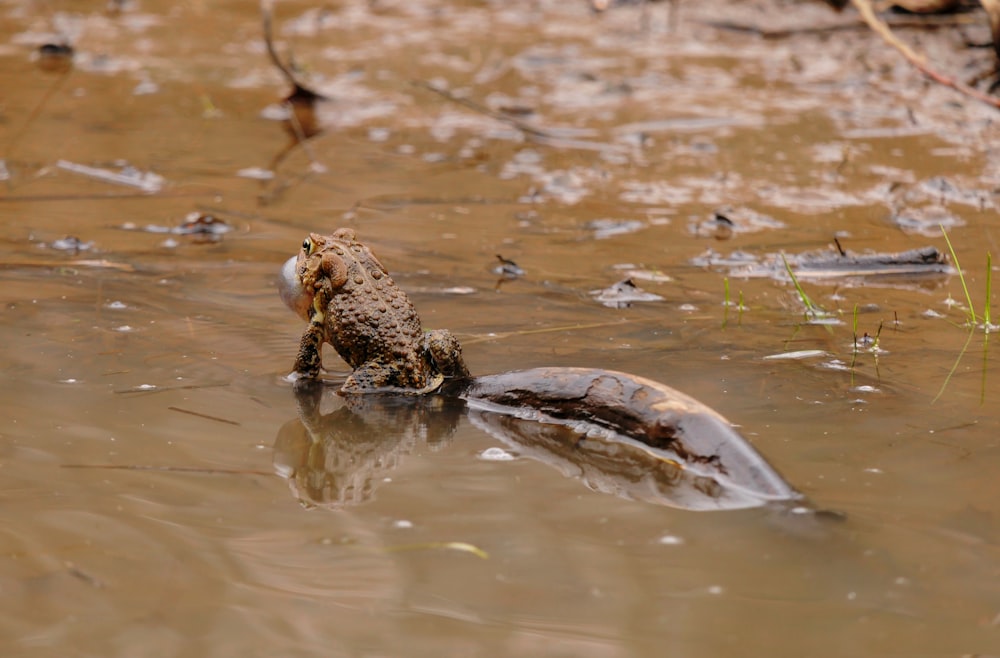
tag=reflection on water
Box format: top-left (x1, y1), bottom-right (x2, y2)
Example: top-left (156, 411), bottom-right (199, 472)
top-left (3, 0), bottom-right (1000, 655)
top-left (274, 385), bottom-right (464, 508)
top-left (274, 371), bottom-right (801, 512)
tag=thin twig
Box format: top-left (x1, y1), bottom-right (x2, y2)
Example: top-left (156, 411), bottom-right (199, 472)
top-left (61, 464), bottom-right (273, 475)
top-left (412, 80), bottom-right (624, 153)
top-left (167, 406), bottom-right (241, 426)
top-left (0, 190), bottom-right (215, 202)
top-left (282, 99), bottom-right (322, 169)
top-left (4, 60), bottom-right (72, 160)
top-left (850, 0), bottom-right (1000, 110)
top-left (460, 319), bottom-right (636, 345)
top-left (260, 0), bottom-right (325, 101)
top-left (412, 80), bottom-right (553, 139)
top-left (702, 12), bottom-right (978, 39)
top-left (0, 259), bottom-right (135, 271)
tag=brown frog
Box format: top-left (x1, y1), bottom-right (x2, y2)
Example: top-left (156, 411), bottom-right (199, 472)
top-left (278, 228), bottom-right (470, 394)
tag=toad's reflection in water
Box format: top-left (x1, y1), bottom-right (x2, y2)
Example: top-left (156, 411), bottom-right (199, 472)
top-left (273, 382), bottom-right (465, 508)
top-left (275, 368), bottom-right (805, 512)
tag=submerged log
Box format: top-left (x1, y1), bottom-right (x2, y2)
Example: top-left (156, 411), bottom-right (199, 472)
top-left (459, 367), bottom-right (802, 511)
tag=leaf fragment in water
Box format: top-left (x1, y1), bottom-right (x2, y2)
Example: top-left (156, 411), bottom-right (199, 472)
top-left (56, 159), bottom-right (165, 193)
top-left (762, 350), bottom-right (829, 360)
top-left (382, 541), bottom-right (489, 560)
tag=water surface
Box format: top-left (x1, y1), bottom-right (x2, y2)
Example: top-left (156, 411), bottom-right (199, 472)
top-left (3, 1), bottom-right (1000, 656)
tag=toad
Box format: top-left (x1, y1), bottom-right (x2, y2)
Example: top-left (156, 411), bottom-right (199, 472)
top-left (278, 228), bottom-right (470, 394)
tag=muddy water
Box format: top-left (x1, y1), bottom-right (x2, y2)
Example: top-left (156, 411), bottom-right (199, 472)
top-left (3, 0), bottom-right (1000, 655)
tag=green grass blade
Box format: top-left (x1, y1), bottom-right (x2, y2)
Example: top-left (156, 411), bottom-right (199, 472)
top-left (941, 225), bottom-right (976, 325)
top-left (985, 252), bottom-right (992, 329)
top-left (780, 253), bottom-right (826, 318)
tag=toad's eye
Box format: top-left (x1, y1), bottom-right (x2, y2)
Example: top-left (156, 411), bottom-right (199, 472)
top-left (302, 238), bottom-right (312, 253)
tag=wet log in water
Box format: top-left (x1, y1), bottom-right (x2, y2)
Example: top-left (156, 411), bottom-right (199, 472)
top-left (458, 367), bottom-right (803, 511)
top-left (789, 245), bottom-right (949, 278)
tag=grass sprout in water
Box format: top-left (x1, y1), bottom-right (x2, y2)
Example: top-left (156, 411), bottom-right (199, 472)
top-left (850, 304), bottom-right (884, 385)
top-left (934, 226), bottom-right (995, 402)
top-left (940, 225), bottom-right (996, 331)
top-left (780, 253), bottom-right (837, 323)
top-left (722, 277), bottom-right (746, 328)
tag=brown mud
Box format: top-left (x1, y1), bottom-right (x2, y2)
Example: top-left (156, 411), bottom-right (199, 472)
top-left (3, 1), bottom-right (1000, 656)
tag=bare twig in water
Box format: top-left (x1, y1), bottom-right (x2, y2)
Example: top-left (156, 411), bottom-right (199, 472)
top-left (985, 0), bottom-right (1000, 61)
top-left (460, 319), bottom-right (636, 345)
top-left (412, 80), bottom-right (556, 140)
top-left (66, 563), bottom-right (104, 589)
top-left (167, 406), bottom-right (241, 426)
top-left (114, 382), bottom-right (229, 395)
top-left (0, 259), bottom-right (135, 271)
top-left (850, 0), bottom-right (1000, 109)
top-left (412, 80), bottom-right (624, 153)
top-left (260, 0), bottom-right (325, 103)
top-left (703, 12), bottom-right (977, 39)
top-left (276, 92), bottom-right (324, 171)
top-left (61, 464), bottom-right (273, 475)
top-left (259, 0), bottom-right (326, 203)
top-left (4, 48), bottom-right (73, 163)
top-left (0, 189), bottom-right (215, 203)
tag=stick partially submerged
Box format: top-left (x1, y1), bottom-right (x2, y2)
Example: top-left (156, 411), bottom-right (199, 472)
top-left (850, 0), bottom-right (1000, 110)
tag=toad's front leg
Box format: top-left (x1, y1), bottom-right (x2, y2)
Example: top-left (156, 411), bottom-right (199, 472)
top-left (293, 315), bottom-right (326, 379)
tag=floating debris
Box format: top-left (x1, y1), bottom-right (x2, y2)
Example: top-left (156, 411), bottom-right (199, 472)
top-left (657, 534), bottom-right (685, 546)
top-left (118, 212), bottom-right (232, 242)
top-left (890, 204), bottom-right (963, 237)
top-left (587, 218), bottom-right (645, 239)
top-left (440, 286), bottom-right (477, 295)
top-left (492, 254), bottom-right (525, 278)
top-left (694, 245), bottom-right (950, 280)
top-left (919, 176), bottom-right (992, 208)
top-left (706, 212), bottom-right (734, 240)
top-left (35, 42), bottom-right (74, 73)
top-left (611, 264), bottom-right (672, 283)
top-left (762, 350), bottom-right (830, 361)
top-left (614, 115), bottom-right (761, 135)
top-left (590, 278), bottom-right (665, 308)
top-left (382, 541), bottom-right (489, 560)
top-left (132, 77), bottom-right (159, 96)
top-left (37, 43), bottom-right (74, 58)
top-left (175, 212), bottom-right (232, 237)
top-left (48, 236), bottom-right (95, 253)
top-left (690, 206), bottom-right (785, 239)
top-left (479, 447), bottom-right (516, 461)
top-left (619, 180), bottom-right (693, 206)
top-left (236, 167), bottom-right (275, 180)
top-left (56, 160), bottom-right (165, 193)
